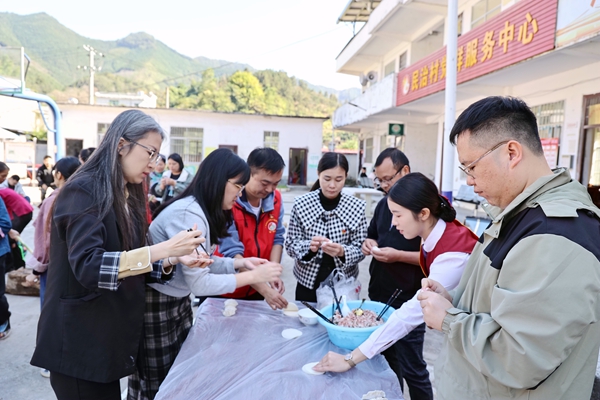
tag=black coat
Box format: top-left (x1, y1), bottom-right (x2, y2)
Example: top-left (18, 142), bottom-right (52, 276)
top-left (31, 177), bottom-right (146, 383)
top-left (367, 196), bottom-right (424, 309)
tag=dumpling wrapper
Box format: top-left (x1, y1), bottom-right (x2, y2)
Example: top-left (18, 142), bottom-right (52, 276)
top-left (224, 299), bottom-right (238, 307)
top-left (222, 306), bottom-right (236, 317)
top-left (283, 310), bottom-right (299, 317)
top-left (281, 328), bottom-right (302, 340)
top-left (302, 362), bottom-right (324, 375)
top-left (285, 302), bottom-right (299, 312)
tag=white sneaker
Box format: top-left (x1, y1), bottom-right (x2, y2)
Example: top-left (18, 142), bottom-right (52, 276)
top-left (40, 369), bottom-right (50, 378)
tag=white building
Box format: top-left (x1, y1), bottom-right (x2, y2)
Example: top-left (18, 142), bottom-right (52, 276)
top-left (95, 91), bottom-right (158, 108)
top-left (333, 0), bottom-right (600, 205)
top-left (59, 104), bottom-right (326, 186)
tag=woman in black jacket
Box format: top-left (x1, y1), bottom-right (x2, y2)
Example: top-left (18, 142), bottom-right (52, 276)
top-left (31, 110), bottom-right (206, 400)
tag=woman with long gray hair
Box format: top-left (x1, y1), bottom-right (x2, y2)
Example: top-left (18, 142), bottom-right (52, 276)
top-left (31, 110), bottom-right (206, 400)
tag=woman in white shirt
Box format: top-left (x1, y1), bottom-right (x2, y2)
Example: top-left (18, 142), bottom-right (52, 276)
top-left (314, 172), bottom-right (478, 376)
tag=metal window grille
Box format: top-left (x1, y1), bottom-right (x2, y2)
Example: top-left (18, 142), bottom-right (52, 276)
top-left (531, 101), bottom-right (564, 139)
top-left (264, 131), bottom-right (279, 150)
top-left (170, 127), bottom-right (203, 163)
top-left (97, 123), bottom-right (110, 145)
top-left (398, 52), bottom-right (408, 71)
top-left (471, 0), bottom-right (501, 29)
top-left (365, 138), bottom-right (374, 163)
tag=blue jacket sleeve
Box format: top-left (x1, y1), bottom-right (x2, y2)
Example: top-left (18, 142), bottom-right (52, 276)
top-left (274, 199), bottom-right (285, 247)
top-left (218, 222), bottom-right (245, 258)
top-left (0, 198), bottom-right (11, 235)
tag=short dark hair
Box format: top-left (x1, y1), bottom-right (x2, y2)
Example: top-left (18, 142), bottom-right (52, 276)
top-left (158, 154), bottom-right (166, 164)
top-left (10, 175), bottom-right (19, 182)
top-left (374, 148), bottom-right (410, 171)
top-left (79, 147), bottom-right (96, 162)
top-left (389, 172), bottom-right (456, 222)
top-left (0, 162), bottom-right (8, 172)
top-left (53, 156), bottom-right (81, 181)
top-left (310, 152), bottom-right (349, 191)
top-left (43, 155), bottom-right (52, 160)
top-left (155, 148), bottom-right (250, 245)
top-left (449, 96), bottom-right (543, 155)
top-left (167, 153), bottom-right (184, 173)
top-left (247, 148), bottom-right (285, 174)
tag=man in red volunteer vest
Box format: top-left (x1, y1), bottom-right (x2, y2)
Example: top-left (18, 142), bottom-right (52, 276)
top-left (217, 148), bottom-right (288, 310)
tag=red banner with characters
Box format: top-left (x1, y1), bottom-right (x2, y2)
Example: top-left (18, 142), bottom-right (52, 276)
top-left (396, 0), bottom-right (558, 106)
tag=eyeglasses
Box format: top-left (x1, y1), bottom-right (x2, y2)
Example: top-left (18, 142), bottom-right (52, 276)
top-left (126, 138), bottom-right (160, 164)
top-left (458, 140), bottom-right (510, 178)
top-left (228, 180), bottom-right (245, 193)
top-left (374, 169), bottom-right (401, 186)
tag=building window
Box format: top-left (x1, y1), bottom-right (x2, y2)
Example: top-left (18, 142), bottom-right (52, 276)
top-left (97, 123), bottom-right (109, 145)
top-left (264, 131), bottom-right (279, 150)
top-left (457, 13), bottom-right (464, 36)
top-left (380, 135), bottom-right (389, 152)
top-left (471, 0), bottom-right (501, 29)
top-left (365, 138), bottom-right (374, 163)
top-left (108, 100), bottom-right (119, 106)
top-left (384, 60), bottom-right (395, 77)
top-left (531, 101), bottom-right (564, 139)
top-left (398, 52), bottom-right (408, 71)
top-left (170, 127), bottom-right (203, 164)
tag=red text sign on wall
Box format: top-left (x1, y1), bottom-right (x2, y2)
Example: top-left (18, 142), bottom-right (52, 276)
top-left (396, 0), bottom-right (558, 107)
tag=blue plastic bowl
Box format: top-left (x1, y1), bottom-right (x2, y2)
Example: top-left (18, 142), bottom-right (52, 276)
top-left (317, 300), bottom-right (395, 350)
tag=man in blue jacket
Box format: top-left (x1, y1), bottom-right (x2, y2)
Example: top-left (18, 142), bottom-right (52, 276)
top-left (218, 148), bottom-right (288, 310)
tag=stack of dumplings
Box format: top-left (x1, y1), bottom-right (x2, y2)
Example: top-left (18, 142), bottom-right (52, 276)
top-left (222, 299), bottom-right (238, 317)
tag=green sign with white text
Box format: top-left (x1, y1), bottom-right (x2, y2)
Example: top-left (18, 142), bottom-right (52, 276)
top-left (389, 123), bottom-right (404, 136)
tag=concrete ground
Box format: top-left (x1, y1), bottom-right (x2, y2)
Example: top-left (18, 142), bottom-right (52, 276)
top-left (0, 186), bottom-right (444, 400)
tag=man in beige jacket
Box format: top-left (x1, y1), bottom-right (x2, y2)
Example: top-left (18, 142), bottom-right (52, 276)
top-left (419, 96), bottom-right (600, 399)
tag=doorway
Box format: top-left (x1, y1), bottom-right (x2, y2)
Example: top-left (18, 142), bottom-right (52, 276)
top-left (579, 94), bottom-right (600, 207)
top-left (288, 148), bottom-right (307, 186)
top-left (219, 144), bottom-right (238, 154)
top-left (65, 139), bottom-right (83, 158)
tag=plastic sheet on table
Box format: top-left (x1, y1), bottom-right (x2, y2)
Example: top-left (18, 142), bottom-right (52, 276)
top-left (156, 298), bottom-right (404, 400)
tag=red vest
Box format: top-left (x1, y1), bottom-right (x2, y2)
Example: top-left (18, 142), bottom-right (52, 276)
top-left (419, 219), bottom-right (479, 277)
top-left (220, 190), bottom-right (282, 299)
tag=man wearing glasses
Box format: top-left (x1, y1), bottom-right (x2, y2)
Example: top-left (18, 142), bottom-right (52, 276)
top-left (217, 147), bottom-right (288, 310)
top-left (419, 96), bottom-right (600, 399)
top-left (362, 148), bottom-right (433, 400)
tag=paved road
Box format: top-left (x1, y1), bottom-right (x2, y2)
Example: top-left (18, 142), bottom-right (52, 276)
top-left (0, 186), bottom-right (444, 400)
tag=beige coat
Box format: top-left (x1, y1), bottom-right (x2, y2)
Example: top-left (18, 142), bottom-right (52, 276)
top-left (436, 168), bottom-right (600, 400)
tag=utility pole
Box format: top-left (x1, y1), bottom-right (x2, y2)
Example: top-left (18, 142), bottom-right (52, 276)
top-left (78, 45), bottom-right (103, 105)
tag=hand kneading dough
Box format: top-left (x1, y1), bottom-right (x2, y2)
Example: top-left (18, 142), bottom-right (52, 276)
top-left (222, 306), bottom-right (236, 317)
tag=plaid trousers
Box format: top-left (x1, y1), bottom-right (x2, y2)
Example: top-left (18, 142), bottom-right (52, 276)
top-left (127, 286), bottom-right (193, 400)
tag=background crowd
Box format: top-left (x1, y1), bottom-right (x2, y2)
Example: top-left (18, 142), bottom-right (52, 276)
top-left (1, 96), bottom-right (600, 400)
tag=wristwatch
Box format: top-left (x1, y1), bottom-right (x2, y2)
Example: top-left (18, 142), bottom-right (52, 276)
top-left (344, 353), bottom-right (356, 368)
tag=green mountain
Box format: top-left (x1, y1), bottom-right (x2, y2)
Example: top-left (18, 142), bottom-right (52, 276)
top-left (0, 12), bottom-right (254, 94)
top-left (0, 12), bottom-right (358, 106)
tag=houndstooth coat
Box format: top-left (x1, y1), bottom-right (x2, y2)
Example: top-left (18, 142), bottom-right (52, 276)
top-left (285, 189), bottom-right (367, 289)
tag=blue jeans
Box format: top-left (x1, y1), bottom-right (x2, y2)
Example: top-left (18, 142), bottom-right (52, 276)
top-left (382, 323), bottom-right (433, 400)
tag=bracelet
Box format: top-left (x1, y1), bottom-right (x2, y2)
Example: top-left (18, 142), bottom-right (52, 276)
top-left (32, 269), bottom-right (42, 276)
top-left (167, 256), bottom-right (175, 266)
top-left (162, 264), bottom-right (173, 275)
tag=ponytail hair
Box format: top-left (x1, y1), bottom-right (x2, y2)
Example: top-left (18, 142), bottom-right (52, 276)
top-left (310, 152), bottom-right (349, 191)
top-left (388, 172), bottom-right (456, 222)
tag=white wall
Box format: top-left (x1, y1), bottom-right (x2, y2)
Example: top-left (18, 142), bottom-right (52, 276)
top-left (59, 105), bottom-right (325, 186)
top-left (404, 123), bottom-right (438, 179)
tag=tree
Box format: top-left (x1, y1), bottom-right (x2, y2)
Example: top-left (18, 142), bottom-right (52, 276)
top-left (228, 71), bottom-right (265, 113)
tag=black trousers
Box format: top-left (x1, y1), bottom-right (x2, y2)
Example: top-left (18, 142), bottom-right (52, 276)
top-left (50, 370), bottom-right (121, 400)
top-left (295, 260), bottom-right (335, 303)
top-left (383, 323), bottom-right (433, 400)
top-left (0, 254), bottom-right (9, 325)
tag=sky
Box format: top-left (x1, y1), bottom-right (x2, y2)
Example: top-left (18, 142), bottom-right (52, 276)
top-left (1, 0), bottom-right (363, 91)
